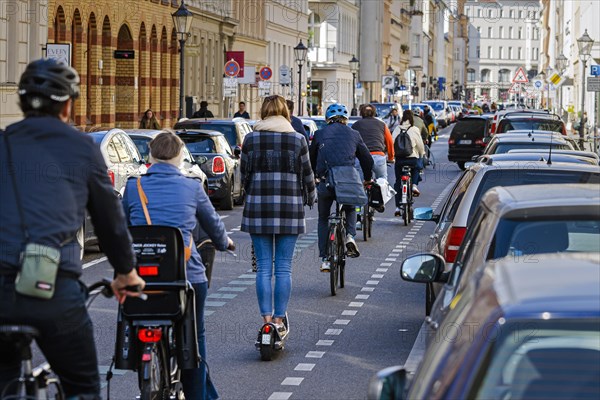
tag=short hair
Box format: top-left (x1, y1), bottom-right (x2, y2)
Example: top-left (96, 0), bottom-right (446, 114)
top-left (19, 95), bottom-right (65, 118)
top-left (239, 101), bottom-right (246, 106)
top-left (360, 104), bottom-right (375, 118)
top-left (149, 130), bottom-right (185, 161)
top-left (261, 95), bottom-right (290, 121)
top-left (286, 99), bottom-right (294, 112)
top-left (200, 101), bottom-right (208, 107)
top-left (401, 110), bottom-right (414, 125)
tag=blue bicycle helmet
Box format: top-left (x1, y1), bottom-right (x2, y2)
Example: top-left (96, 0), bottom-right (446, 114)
top-left (325, 103), bottom-right (349, 121)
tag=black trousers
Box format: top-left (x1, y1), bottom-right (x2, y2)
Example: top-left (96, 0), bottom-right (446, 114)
top-left (0, 274), bottom-right (100, 399)
top-left (394, 158), bottom-right (422, 207)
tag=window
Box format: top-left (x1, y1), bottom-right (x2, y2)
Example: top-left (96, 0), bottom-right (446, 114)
top-left (510, 10), bottom-right (515, 19)
top-left (498, 69), bottom-right (511, 82)
top-left (477, 26), bottom-right (481, 34)
top-left (107, 139), bottom-right (120, 164)
top-left (508, 47), bottom-right (513, 58)
top-left (499, 26), bottom-right (504, 38)
top-left (534, 48), bottom-right (539, 61)
top-left (518, 47), bottom-right (522, 59)
top-left (519, 11), bottom-right (523, 19)
top-left (412, 34), bottom-right (421, 58)
top-left (499, 46), bottom-right (503, 58)
top-left (481, 69), bottom-right (491, 82)
top-left (534, 28), bottom-right (539, 40)
top-left (477, 9), bottom-right (481, 17)
top-left (487, 46), bottom-right (492, 59)
top-left (518, 27), bottom-right (523, 39)
top-left (112, 135), bottom-right (132, 163)
top-left (488, 27), bottom-right (493, 38)
top-left (467, 68), bottom-right (476, 82)
top-left (509, 27), bottom-right (513, 38)
top-left (499, 9), bottom-right (504, 18)
top-left (476, 46), bottom-right (481, 58)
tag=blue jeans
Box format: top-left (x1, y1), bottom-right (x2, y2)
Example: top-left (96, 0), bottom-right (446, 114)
top-left (371, 154), bottom-right (388, 180)
top-left (181, 282), bottom-right (219, 400)
top-left (317, 183), bottom-right (357, 258)
top-left (251, 234), bottom-right (298, 318)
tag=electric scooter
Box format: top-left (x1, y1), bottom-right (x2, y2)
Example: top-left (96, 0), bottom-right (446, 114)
top-left (255, 313), bottom-right (290, 361)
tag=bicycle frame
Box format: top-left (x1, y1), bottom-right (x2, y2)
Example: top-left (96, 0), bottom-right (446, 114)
top-left (399, 166), bottom-right (413, 205)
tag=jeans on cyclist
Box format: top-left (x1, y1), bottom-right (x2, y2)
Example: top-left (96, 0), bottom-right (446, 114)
top-left (394, 158), bottom-right (422, 207)
top-left (371, 154), bottom-right (388, 180)
top-left (251, 234), bottom-right (298, 318)
top-left (181, 281), bottom-right (219, 400)
top-left (0, 273), bottom-right (101, 399)
top-left (317, 182), bottom-right (358, 258)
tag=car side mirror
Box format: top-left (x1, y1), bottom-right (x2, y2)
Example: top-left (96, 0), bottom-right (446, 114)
top-left (233, 146), bottom-right (242, 158)
top-left (413, 207), bottom-right (439, 223)
top-left (400, 253), bottom-right (446, 283)
top-left (367, 366), bottom-right (409, 400)
top-left (196, 155), bottom-right (208, 165)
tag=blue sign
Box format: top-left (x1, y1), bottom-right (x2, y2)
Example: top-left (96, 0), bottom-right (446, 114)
top-left (356, 82), bottom-right (362, 89)
top-left (399, 85), bottom-right (407, 91)
top-left (591, 65), bottom-right (600, 76)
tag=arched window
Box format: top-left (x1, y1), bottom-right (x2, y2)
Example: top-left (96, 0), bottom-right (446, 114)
top-left (498, 69), bottom-right (511, 83)
top-left (481, 69), bottom-right (491, 82)
top-left (467, 68), bottom-right (476, 82)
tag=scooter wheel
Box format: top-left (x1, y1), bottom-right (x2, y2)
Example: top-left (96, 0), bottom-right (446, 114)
top-left (259, 325), bottom-right (275, 361)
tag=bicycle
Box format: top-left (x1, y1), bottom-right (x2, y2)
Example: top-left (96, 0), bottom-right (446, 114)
top-left (398, 166), bottom-right (414, 226)
top-left (359, 185), bottom-right (375, 242)
top-left (326, 201), bottom-right (347, 296)
top-left (0, 279), bottom-right (115, 400)
top-left (423, 144), bottom-right (436, 169)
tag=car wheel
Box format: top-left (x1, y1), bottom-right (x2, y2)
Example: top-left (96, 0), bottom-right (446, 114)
top-left (221, 178), bottom-right (234, 210)
top-left (457, 161), bottom-right (466, 170)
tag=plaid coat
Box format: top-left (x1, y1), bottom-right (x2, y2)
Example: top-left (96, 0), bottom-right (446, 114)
top-left (241, 122), bottom-right (316, 235)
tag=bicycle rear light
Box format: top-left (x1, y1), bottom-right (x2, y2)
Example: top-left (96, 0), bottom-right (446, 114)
top-left (401, 175), bottom-right (410, 181)
top-left (138, 265), bottom-right (159, 276)
top-left (138, 328), bottom-right (162, 343)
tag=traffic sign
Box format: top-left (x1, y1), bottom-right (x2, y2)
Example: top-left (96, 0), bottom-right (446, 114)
top-left (547, 68), bottom-right (565, 87)
top-left (223, 77), bottom-right (238, 97)
top-left (533, 79), bottom-right (543, 91)
top-left (399, 85), bottom-right (407, 91)
top-left (224, 59), bottom-right (240, 77)
top-left (258, 81), bottom-right (271, 97)
top-left (404, 69), bottom-right (415, 83)
top-left (508, 82), bottom-right (520, 94)
top-left (591, 65), bottom-right (600, 77)
top-left (587, 77), bottom-right (600, 92)
top-left (382, 75), bottom-right (396, 90)
top-left (512, 67), bottom-right (529, 83)
top-left (259, 66), bottom-right (273, 81)
top-left (279, 65), bottom-right (291, 85)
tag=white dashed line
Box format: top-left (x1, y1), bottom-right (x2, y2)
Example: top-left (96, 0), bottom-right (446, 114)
top-left (316, 340), bottom-right (335, 346)
top-left (295, 363), bottom-right (316, 371)
top-left (325, 329), bottom-right (343, 336)
top-left (268, 392), bottom-right (292, 400)
top-left (371, 274), bottom-right (384, 279)
top-left (385, 258), bottom-right (396, 262)
top-left (355, 294), bottom-right (370, 300)
top-left (334, 319), bottom-right (350, 325)
top-left (281, 377), bottom-right (304, 386)
top-left (376, 268), bottom-right (388, 272)
top-left (366, 280), bottom-right (380, 285)
top-left (380, 262), bottom-right (393, 267)
top-left (342, 310), bottom-right (358, 316)
top-left (305, 351), bottom-right (325, 358)
top-left (349, 302), bottom-right (364, 307)
top-left (83, 257), bottom-right (108, 269)
top-left (361, 287), bottom-right (375, 292)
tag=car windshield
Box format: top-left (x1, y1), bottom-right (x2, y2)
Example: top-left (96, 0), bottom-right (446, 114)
top-left (131, 137), bottom-right (150, 161)
top-left (372, 104), bottom-right (395, 118)
top-left (499, 119), bottom-right (564, 133)
top-left (476, 320), bottom-right (600, 400)
top-left (180, 137), bottom-right (216, 155)
top-left (468, 170), bottom-right (600, 221)
top-left (452, 119), bottom-right (487, 136)
top-left (494, 142), bottom-right (571, 154)
top-left (425, 102), bottom-right (445, 111)
top-left (490, 219), bottom-right (600, 258)
top-left (194, 124), bottom-right (236, 148)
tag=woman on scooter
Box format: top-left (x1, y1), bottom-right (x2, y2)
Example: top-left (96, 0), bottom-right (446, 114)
top-left (122, 131), bottom-right (234, 400)
top-left (240, 95), bottom-right (317, 341)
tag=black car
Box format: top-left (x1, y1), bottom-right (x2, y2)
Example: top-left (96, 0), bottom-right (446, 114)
top-left (173, 118), bottom-right (252, 150)
top-left (175, 129), bottom-right (244, 210)
top-left (447, 116), bottom-right (491, 170)
top-left (496, 113), bottom-right (566, 134)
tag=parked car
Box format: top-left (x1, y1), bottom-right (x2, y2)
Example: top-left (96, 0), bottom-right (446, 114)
top-left (309, 115), bottom-right (328, 130)
top-left (474, 151), bottom-right (599, 165)
top-left (447, 116), bottom-right (491, 170)
top-left (417, 183), bottom-right (600, 334)
top-left (482, 134), bottom-right (574, 155)
top-left (422, 100), bottom-right (449, 127)
top-left (173, 117), bottom-right (252, 150)
top-left (175, 129), bottom-right (244, 210)
top-left (370, 102), bottom-right (397, 119)
top-left (495, 112), bottom-right (566, 135)
top-left (300, 118), bottom-right (318, 142)
top-left (489, 108), bottom-right (538, 134)
top-left (507, 148), bottom-right (600, 163)
top-left (84, 129), bottom-right (147, 249)
top-left (122, 129), bottom-right (208, 192)
top-left (415, 160), bottom-right (600, 314)
top-left (370, 252), bottom-right (600, 400)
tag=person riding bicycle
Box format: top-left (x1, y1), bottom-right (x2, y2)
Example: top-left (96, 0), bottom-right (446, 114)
top-left (392, 110), bottom-right (426, 216)
top-left (423, 105), bottom-right (438, 142)
top-left (383, 104), bottom-right (402, 133)
top-left (0, 58), bottom-right (145, 399)
top-left (122, 131), bottom-right (234, 400)
top-left (309, 103), bottom-right (373, 272)
top-left (412, 110), bottom-right (431, 147)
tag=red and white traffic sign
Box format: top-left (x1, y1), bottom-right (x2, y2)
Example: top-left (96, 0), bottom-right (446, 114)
top-left (508, 82), bottom-right (520, 94)
top-left (259, 66), bottom-right (273, 81)
top-left (512, 67), bottom-right (529, 83)
top-left (224, 59), bottom-right (240, 77)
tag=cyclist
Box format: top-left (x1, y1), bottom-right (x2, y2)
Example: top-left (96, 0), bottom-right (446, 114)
top-left (0, 58), bottom-right (145, 399)
top-left (309, 103), bottom-right (373, 271)
top-left (392, 110), bottom-right (426, 216)
top-left (412, 110), bottom-right (431, 147)
top-left (423, 105), bottom-right (438, 141)
top-left (122, 131), bottom-right (234, 400)
top-left (240, 95), bottom-right (316, 341)
top-left (383, 104), bottom-right (402, 132)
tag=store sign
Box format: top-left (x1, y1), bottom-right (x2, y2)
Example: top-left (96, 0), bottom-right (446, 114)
top-left (46, 43), bottom-right (71, 65)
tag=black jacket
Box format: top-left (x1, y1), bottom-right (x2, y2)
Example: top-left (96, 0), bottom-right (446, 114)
top-left (0, 117), bottom-right (136, 276)
top-left (309, 122), bottom-right (373, 181)
top-left (193, 108), bottom-right (214, 118)
top-left (291, 116), bottom-right (310, 144)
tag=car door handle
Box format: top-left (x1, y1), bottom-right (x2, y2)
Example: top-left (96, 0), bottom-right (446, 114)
top-left (430, 234), bottom-right (439, 240)
top-left (425, 316), bottom-right (439, 331)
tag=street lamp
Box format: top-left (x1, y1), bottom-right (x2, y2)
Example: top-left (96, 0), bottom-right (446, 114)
top-left (349, 55), bottom-right (359, 115)
top-left (294, 40), bottom-right (308, 116)
top-left (172, 0), bottom-right (193, 120)
top-left (577, 29), bottom-right (594, 147)
top-left (539, 70), bottom-right (546, 109)
top-left (556, 52), bottom-right (568, 72)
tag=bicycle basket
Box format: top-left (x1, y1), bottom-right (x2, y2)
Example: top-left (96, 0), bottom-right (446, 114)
top-left (122, 225), bottom-right (189, 320)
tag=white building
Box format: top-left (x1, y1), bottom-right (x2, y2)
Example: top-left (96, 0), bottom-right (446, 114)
top-left (465, 0), bottom-right (541, 103)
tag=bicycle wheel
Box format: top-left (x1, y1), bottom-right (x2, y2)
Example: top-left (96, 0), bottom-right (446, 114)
top-left (402, 203), bottom-right (410, 226)
top-left (362, 206), bottom-right (370, 242)
top-left (139, 338), bottom-right (169, 400)
top-left (367, 208), bottom-right (373, 238)
top-left (338, 238), bottom-right (345, 289)
top-left (328, 225), bottom-right (339, 296)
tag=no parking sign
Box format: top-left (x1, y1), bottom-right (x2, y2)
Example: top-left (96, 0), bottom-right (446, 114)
top-left (224, 59), bottom-right (240, 77)
top-left (259, 66), bottom-right (273, 81)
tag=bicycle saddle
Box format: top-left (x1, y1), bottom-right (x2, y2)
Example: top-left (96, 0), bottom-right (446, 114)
top-left (0, 324), bottom-right (40, 338)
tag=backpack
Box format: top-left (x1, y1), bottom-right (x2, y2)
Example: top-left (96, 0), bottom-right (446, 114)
top-left (394, 127), bottom-right (413, 158)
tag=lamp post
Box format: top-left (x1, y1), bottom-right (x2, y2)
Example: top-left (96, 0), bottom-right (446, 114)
top-left (349, 55), bottom-right (359, 115)
top-left (172, 0), bottom-right (193, 120)
top-left (294, 40), bottom-right (308, 116)
top-left (421, 74), bottom-right (427, 102)
top-left (577, 29), bottom-right (594, 149)
top-left (556, 52), bottom-right (568, 115)
top-left (539, 71), bottom-right (546, 109)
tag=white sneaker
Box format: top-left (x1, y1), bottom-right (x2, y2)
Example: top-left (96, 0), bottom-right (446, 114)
top-left (395, 207), bottom-right (401, 217)
top-left (345, 235), bottom-right (360, 258)
top-left (356, 221), bottom-right (362, 231)
top-left (320, 258), bottom-right (331, 272)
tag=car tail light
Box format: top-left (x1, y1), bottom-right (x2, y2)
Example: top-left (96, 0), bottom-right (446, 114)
top-left (138, 328), bottom-right (162, 343)
top-left (212, 156), bottom-right (225, 174)
top-left (108, 170), bottom-right (115, 187)
top-left (475, 138), bottom-right (485, 147)
top-left (448, 138), bottom-right (455, 145)
top-left (139, 265), bottom-right (159, 276)
top-left (444, 226), bottom-right (467, 263)
top-left (561, 125), bottom-right (567, 135)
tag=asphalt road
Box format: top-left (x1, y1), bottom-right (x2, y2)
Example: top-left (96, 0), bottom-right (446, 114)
top-left (47, 126), bottom-right (460, 400)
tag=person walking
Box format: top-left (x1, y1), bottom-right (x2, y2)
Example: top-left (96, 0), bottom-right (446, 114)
top-left (233, 101), bottom-right (250, 119)
top-left (122, 131), bottom-right (234, 400)
top-left (393, 110), bottom-right (426, 217)
top-left (0, 58), bottom-right (145, 399)
top-left (139, 109), bottom-right (161, 129)
top-left (193, 101), bottom-right (214, 118)
top-left (286, 99), bottom-right (310, 144)
top-left (240, 95), bottom-right (316, 340)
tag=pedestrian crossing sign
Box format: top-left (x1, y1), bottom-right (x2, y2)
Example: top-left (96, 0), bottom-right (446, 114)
top-left (512, 67), bottom-right (529, 83)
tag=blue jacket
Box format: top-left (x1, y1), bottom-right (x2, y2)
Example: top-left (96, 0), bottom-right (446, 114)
top-left (122, 163), bottom-right (228, 283)
top-left (0, 117), bottom-right (135, 276)
top-left (291, 116), bottom-right (309, 144)
top-left (309, 122), bottom-right (374, 181)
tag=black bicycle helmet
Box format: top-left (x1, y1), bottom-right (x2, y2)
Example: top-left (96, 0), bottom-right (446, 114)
top-left (18, 58), bottom-right (80, 102)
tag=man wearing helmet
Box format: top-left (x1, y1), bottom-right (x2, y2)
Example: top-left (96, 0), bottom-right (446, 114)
top-left (0, 59), bottom-right (144, 398)
top-left (309, 103), bottom-right (373, 272)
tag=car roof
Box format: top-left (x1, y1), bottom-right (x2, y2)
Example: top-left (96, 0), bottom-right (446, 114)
top-left (508, 148), bottom-right (600, 160)
top-left (470, 159), bottom-right (598, 172)
top-left (488, 135), bottom-right (568, 144)
top-left (87, 127), bottom-right (126, 139)
top-left (485, 253), bottom-right (600, 313)
top-left (477, 152), bottom-right (597, 165)
top-left (177, 119), bottom-right (239, 125)
top-left (175, 129), bottom-right (224, 137)
top-left (122, 129), bottom-right (167, 138)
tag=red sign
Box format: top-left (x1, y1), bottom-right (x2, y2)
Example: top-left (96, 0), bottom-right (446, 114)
top-left (225, 51), bottom-right (244, 78)
top-left (224, 60), bottom-right (240, 77)
top-left (259, 66), bottom-right (273, 80)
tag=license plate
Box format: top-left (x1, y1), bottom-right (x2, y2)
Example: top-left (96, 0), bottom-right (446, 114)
top-left (261, 333), bottom-right (271, 345)
top-left (459, 140), bottom-right (472, 145)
